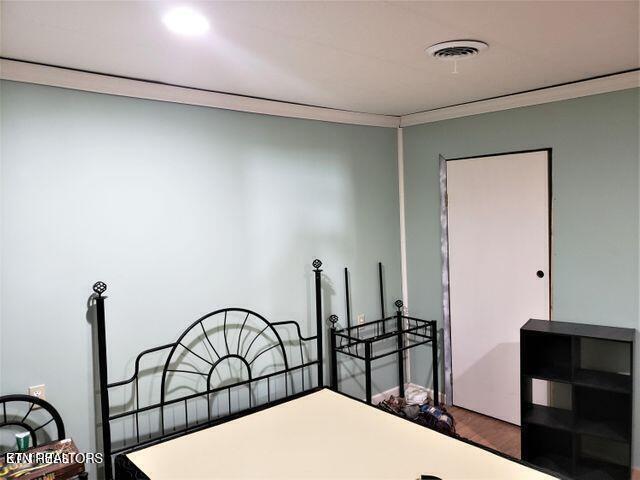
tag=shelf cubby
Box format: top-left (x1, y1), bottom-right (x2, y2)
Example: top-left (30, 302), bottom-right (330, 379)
top-left (575, 386), bottom-right (631, 443)
top-left (575, 458), bottom-right (630, 480)
top-left (523, 332), bottom-right (572, 382)
top-left (576, 434), bottom-right (631, 480)
top-left (522, 404), bottom-right (574, 432)
top-left (523, 424), bottom-right (573, 478)
top-left (573, 369), bottom-right (631, 394)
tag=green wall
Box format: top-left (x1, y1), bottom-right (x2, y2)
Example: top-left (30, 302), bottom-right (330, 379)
top-left (2, 78), bottom-right (638, 472)
top-left (0, 80), bottom-right (402, 474)
top-left (403, 88), bottom-right (639, 467)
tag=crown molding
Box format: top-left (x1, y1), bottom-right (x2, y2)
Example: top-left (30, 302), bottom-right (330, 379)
top-left (400, 70), bottom-right (640, 127)
top-left (2, 59), bottom-right (637, 129)
top-left (0, 59), bottom-right (400, 128)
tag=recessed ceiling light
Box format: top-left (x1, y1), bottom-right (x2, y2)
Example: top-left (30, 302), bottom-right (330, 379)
top-left (163, 7), bottom-right (210, 36)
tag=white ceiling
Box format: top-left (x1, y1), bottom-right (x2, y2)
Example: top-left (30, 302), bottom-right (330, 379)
top-left (1, 1), bottom-right (638, 116)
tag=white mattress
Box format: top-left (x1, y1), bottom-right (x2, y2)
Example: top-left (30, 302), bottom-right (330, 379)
top-left (126, 389), bottom-right (555, 479)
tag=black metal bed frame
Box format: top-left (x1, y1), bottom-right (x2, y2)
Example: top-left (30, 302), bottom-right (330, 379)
top-left (0, 394), bottom-right (66, 452)
top-left (90, 260), bottom-right (327, 480)
top-left (329, 263), bottom-right (439, 405)
top-left (87, 259), bottom-right (567, 480)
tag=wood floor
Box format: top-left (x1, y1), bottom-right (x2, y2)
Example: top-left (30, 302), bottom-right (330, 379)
top-left (449, 406), bottom-right (640, 480)
top-left (448, 405), bottom-right (521, 459)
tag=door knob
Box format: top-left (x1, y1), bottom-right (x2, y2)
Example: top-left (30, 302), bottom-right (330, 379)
top-left (536, 270), bottom-right (545, 278)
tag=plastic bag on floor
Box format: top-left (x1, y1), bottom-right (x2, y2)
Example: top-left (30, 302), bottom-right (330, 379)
top-left (377, 395), bottom-right (457, 437)
top-left (416, 404), bottom-right (456, 436)
top-left (404, 384), bottom-right (431, 405)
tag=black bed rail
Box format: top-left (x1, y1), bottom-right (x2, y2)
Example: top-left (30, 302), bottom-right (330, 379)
top-left (90, 260), bottom-right (327, 480)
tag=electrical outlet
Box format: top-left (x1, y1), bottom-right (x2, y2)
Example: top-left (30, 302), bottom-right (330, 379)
top-left (28, 384), bottom-right (46, 408)
top-left (357, 313), bottom-right (365, 325)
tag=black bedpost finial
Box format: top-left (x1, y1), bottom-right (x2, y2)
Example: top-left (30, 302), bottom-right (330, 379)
top-left (93, 281), bottom-right (107, 297)
top-left (394, 299), bottom-right (404, 312)
top-left (328, 314), bottom-right (339, 329)
top-left (312, 259), bottom-right (323, 271)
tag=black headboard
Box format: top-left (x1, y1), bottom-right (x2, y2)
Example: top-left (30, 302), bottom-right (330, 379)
top-left (0, 394), bottom-right (66, 454)
top-left (90, 260), bottom-right (326, 480)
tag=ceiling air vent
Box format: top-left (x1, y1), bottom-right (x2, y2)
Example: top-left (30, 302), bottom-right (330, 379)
top-left (426, 40), bottom-right (488, 60)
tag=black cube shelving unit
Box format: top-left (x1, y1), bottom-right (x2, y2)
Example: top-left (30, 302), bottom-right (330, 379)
top-left (521, 319), bottom-right (635, 480)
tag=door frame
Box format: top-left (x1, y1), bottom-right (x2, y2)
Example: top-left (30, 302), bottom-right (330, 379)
top-left (439, 147), bottom-right (554, 408)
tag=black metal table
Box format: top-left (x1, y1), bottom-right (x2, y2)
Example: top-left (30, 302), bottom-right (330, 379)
top-left (329, 299), bottom-right (439, 405)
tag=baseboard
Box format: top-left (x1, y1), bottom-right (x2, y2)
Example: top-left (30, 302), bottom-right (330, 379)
top-left (371, 385), bottom-right (403, 404)
top-left (371, 383), bottom-right (446, 405)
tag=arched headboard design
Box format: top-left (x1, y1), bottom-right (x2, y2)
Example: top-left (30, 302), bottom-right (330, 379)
top-left (90, 260), bottom-right (326, 480)
top-left (0, 394), bottom-right (65, 454)
top-left (159, 308), bottom-right (290, 401)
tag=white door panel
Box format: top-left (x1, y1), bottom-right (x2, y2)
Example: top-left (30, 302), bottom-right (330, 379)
top-left (448, 151), bottom-right (550, 425)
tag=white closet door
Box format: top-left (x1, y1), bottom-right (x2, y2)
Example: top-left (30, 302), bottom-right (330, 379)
top-left (447, 151), bottom-right (550, 425)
